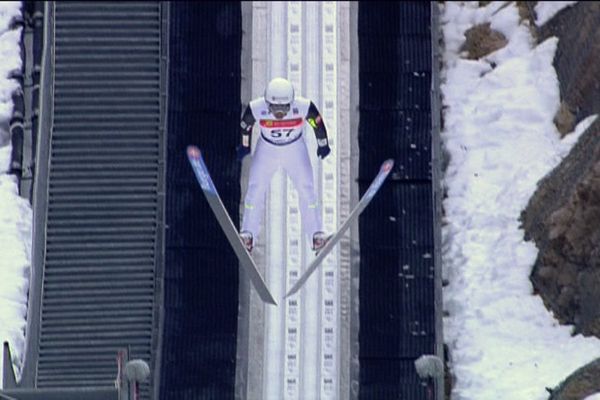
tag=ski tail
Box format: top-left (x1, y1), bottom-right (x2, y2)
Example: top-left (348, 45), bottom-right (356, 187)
top-left (284, 159), bottom-right (394, 298)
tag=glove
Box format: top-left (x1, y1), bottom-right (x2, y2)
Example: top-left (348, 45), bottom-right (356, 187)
top-left (237, 145), bottom-right (251, 161)
top-left (317, 144), bottom-right (331, 159)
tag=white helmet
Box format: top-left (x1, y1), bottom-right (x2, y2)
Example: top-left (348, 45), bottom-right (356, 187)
top-left (264, 77), bottom-right (294, 105)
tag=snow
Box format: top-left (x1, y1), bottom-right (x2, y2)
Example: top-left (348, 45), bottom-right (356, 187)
top-left (0, 1), bottom-right (30, 385)
top-left (440, 2), bottom-right (600, 400)
top-left (585, 394), bottom-right (600, 400)
top-left (534, 1), bottom-right (577, 26)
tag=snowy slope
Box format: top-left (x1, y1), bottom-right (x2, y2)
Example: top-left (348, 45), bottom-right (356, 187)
top-left (440, 2), bottom-right (600, 399)
top-left (0, 1), bottom-right (31, 385)
top-left (0, 148), bottom-right (30, 383)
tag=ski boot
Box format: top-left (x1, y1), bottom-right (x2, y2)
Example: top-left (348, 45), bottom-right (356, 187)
top-left (240, 231), bottom-right (254, 253)
top-left (312, 231), bottom-right (329, 253)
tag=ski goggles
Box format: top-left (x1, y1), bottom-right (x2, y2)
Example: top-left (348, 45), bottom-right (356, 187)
top-left (268, 103), bottom-right (291, 115)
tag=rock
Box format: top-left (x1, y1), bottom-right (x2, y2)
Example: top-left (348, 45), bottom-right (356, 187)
top-left (548, 207), bottom-right (572, 240)
top-left (578, 270), bottom-right (600, 337)
top-left (548, 358), bottom-right (600, 400)
top-left (522, 118), bottom-right (600, 337)
top-left (553, 101), bottom-right (576, 137)
top-left (556, 285), bottom-right (575, 309)
top-left (556, 264), bottom-right (577, 287)
top-left (459, 23), bottom-right (507, 60)
top-left (537, 266), bottom-right (555, 280)
top-left (537, 2), bottom-right (600, 126)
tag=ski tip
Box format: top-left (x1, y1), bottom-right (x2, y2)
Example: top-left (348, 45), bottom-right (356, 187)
top-left (187, 145), bottom-right (201, 159)
top-left (382, 159), bottom-right (394, 172)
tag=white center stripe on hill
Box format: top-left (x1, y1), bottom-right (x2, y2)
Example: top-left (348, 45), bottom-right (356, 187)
top-left (245, 2), bottom-right (349, 399)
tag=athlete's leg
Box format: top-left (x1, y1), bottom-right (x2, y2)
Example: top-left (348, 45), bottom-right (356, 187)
top-left (282, 139), bottom-right (322, 238)
top-left (241, 139), bottom-right (279, 240)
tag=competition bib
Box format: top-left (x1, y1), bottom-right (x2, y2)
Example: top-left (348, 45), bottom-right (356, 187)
top-left (258, 118), bottom-right (304, 145)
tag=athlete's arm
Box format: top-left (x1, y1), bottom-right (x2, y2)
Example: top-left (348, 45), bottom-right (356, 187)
top-left (306, 102), bottom-right (331, 159)
top-left (237, 104), bottom-right (256, 160)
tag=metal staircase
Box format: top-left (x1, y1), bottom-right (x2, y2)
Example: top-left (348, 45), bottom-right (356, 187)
top-left (1, 2), bottom-right (167, 399)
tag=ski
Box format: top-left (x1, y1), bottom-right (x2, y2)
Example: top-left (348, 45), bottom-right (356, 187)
top-left (285, 159), bottom-right (395, 298)
top-left (186, 145), bottom-right (277, 305)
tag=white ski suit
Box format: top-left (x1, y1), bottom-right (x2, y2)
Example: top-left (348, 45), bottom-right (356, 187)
top-left (238, 95), bottom-right (331, 242)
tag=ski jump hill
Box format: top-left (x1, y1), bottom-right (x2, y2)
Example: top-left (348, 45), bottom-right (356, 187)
top-left (0, 2), bottom-right (443, 399)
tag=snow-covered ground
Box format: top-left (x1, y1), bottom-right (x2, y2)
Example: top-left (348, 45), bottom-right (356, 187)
top-left (440, 2), bottom-right (600, 400)
top-left (0, 1), bottom-right (31, 384)
top-left (0, 148), bottom-right (30, 383)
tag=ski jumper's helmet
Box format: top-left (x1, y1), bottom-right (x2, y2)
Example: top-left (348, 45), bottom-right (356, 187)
top-left (265, 77), bottom-right (294, 118)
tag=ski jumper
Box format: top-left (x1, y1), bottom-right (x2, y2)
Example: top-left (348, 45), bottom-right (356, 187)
top-left (239, 96), bottom-right (329, 241)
